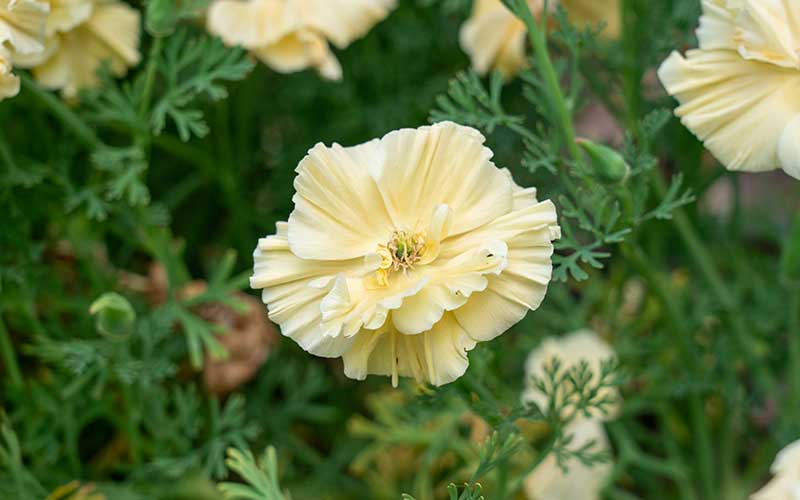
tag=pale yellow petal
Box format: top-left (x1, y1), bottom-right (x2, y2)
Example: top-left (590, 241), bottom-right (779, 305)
top-left (0, 48), bottom-right (19, 100)
top-left (734, 0), bottom-right (800, 69)
top-left (0, 0), bottom-right (48, 54)
top-left (459, 0), bottom-right (526, 76)
top-left (391, 240), bottom-right (508, 335)
top-left (524, 420), bottom-right (612, 500)
top-left (695, 0), bottom-right (739, 50)
top-left (658, 48), bottom-right (800, 172)
top-left (300, 0), bottom-right (395, 49)
top-left (251, 224), bottom-right (369, 357)
top-left (287, 139), bottom-right (394, 260)
top-left (751, 439), bottom-right (800, 500)
top-left (46, 0), bottom-right (92, 35)
top-left (342, 313), bottom-right (476, 386)
top-left (207, 0), bottom-right (297, 49)
top-left (779, 115), bottom-right (800, 179)
top-left (253, 29), bottom-right (342, 80)
top-left (369, 121), bottom-right (514, 238)
top-left (30, 2), bottom-right (140, 97)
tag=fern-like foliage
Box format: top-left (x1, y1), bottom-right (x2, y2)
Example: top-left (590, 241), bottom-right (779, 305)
top-left (218, 447), bottom-right (291, 500)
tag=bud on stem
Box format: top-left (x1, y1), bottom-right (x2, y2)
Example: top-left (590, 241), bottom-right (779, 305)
top-left (576, 138), bottom-right (630, 184)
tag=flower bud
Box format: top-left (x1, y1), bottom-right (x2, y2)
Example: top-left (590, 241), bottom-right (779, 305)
top-left (781, 216), bottom-right (800, 287)
top-left (576, 139), bottom-right (630, 184)
top-left (89, 293), bottom-right (136, 339)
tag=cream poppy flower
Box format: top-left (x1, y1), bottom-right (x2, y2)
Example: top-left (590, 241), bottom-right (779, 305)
top-left (521, 330), bottom-right (617, 500)
top-left (0, 47), bottom-right (19, 99)
top-left (250, 121), bottom-right (560, 386)
top-left (459, 0), bottom-right (620, 77)
top-left (207, 0), bottom-right (395, 80)
top-left (14, 0), bottom-right (141, 98)
top-left (751, 439), bottom-right (800, 500)
top-left (658, 0), bottom-right (800, 179)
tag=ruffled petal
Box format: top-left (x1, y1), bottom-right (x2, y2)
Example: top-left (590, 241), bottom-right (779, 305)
top-left (251, 224), bottom-right (371, 357)
top-left (695, 0), bottom-right (739, 50)
top-left (46, 0), bottom-right (93, 35)
top-left (288, 139), bottom-right (394, 260)
top-left (0, 0), bottom-right (48, 54)
top-left (253, 29), bottom-right (342, 80)
top-left (523, 420), bottom-right (613, 500)
top-left (734, 0), bottom-right (800, 69)
top-left (433, 197), bottom-right (557, 342)
top-left (27, 1), bottom-right (140, 97)
top-left (342, 313), bottom-right (476, 386)
top-left (658, 48), bottom-right (800, 172)
top-left (300, 0), bottom-right (395, 49)
top-left (391, 240), bottom-right (508, 335)
top-left (369, 121), bottom-right (514, 238)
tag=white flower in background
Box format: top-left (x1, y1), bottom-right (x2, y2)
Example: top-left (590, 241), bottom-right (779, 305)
top-left (524, 420), bottom-right (612, 500)
top-left (658, 0), bottom-right (800, 180)
top-left (521, 330), bottom-right (618, 500)
top-left (522, 329), bottom-right (619, 419)
top-left (459, 0), bottom-right (620, 77)
top-left (208, 0), bottom-right (396, 81)
top-left (13, 0), bottom-right (141, 98)
top-left (251, 121), bottom-right (560, 386)
top-left (751, 439), bottom-right (800, 500)
top-left (0, 0), bottom-right (48, 101)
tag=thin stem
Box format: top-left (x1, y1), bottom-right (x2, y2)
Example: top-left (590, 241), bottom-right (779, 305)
top-left (0, 314), bottom-right (22, 387)
top-left (622, 244), bottom-right (714, 498)
top-left (519, 6), bottom-right (582, 165)
top-left (139, 36), bottom-right (164, 119)
top-left (20, 73), bottom-right (98, 148)
top-left (651, 174), bottom-right (774, 394)
top-left (511, 0), bottom-right (581, 198)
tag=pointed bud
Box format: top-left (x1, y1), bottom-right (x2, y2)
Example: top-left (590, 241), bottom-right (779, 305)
top-left (782, 216), bottom-right (800, 288)
top-left (576, 139), bottom-right (630, 184)
top-left (89, 293), bottom-right (136, 339)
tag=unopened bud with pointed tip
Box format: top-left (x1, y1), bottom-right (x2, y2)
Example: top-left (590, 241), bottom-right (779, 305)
top-left (576, 138), bottom-right (630, 184)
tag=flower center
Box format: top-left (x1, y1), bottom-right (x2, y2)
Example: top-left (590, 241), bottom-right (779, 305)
top-left (374, 229), bottom-right (427, 286)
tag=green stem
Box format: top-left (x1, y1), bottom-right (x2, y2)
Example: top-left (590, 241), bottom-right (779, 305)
top-left (512, 0), bottom-right (581, 197)
top-left (521, 10), bottom-right (581, 165)
top-left (20, 73), bottom-right (98, 148)
top-left (120, 385), bottom-right (141, 464)
top-left (0, 314), bottom-right (22, 387)
top-left (139, 36), bottom-right (164, 119)
top-left (622, 244), bottom-right (714, 498)
top-left (651, 174), bottom-right (774, 394)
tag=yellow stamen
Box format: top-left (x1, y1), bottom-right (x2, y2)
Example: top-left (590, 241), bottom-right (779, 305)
top-left (374, 229), bottom-right (428, 286)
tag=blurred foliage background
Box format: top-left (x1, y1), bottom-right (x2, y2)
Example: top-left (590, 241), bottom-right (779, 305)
top-left (2, 0), bottom-right (800, 499)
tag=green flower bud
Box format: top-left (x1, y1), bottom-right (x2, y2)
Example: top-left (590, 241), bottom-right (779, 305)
top-left (781, 216), bottom-right (800, 287)
top-left (576, 138), bottom-right (630, 184)
top-left (89, 293), bottom-right (136, 340)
